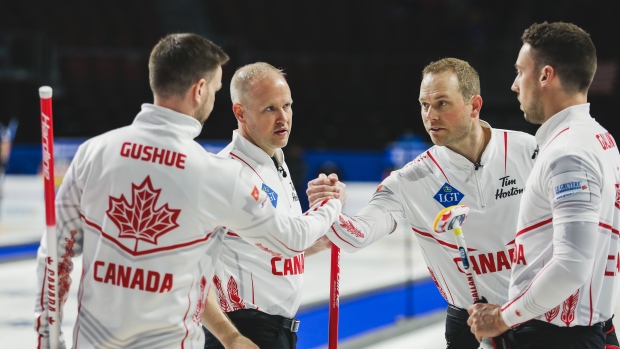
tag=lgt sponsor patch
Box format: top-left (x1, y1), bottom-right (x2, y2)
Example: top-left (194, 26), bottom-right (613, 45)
top-left (433, 183), bottom-right (464, 208)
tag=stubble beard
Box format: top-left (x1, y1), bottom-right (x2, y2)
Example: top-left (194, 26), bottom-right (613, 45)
top-left (196, 99), bottom-right (211, 125)
top-left (439, 119), bottom-right (472, 148)
top-left (522, 92), bottom-right (545, 125)
top-left (272, 135), bottom-right (289, 151)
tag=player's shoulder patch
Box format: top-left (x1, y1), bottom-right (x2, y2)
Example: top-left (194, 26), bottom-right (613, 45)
top-left (251, 185), bottom-right (260, 201)
top-left (551, 170), bottom-right (591, 203)
top-left (375, 183), bottom-right (396, 195)
top-left (261, 183), bottom-right (278, 207)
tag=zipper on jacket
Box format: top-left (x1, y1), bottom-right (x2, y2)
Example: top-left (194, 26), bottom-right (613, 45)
top-left (271, 156), bottom-right (295, 209)
top-left (474, 166), bottom-right (486, 209)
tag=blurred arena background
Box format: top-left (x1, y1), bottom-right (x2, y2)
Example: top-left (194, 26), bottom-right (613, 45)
top-left (0, 0), bottom-right (618, 348)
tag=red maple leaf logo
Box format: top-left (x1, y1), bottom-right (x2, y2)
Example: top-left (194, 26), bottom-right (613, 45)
top-left (106, 176), bottom-right (180, 252)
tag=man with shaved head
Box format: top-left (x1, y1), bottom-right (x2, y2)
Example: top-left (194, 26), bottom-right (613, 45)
top-left (201, 62), bottom-right (337, 349)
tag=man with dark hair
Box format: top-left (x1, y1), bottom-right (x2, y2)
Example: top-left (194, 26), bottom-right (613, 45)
top-left (308, 57), bottom-right (538, 349)
top-left (468, 22), bottom-right (620, 349)
top-left (33, 34), bottom-right (341, 349)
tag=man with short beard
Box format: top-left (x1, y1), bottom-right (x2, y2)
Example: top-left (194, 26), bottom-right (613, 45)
top-left (468, 21), bottom-right (620, 349)
top-left (308, 57), bottom-right (537, 349)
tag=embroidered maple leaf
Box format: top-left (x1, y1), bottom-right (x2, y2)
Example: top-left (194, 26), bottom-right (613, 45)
top-left (107, 176), bottom-right (180, 252)
top-left (59, 230), bottom-right (78, 305)
top-left (213, 276), bottom-right (232, 312)
top-left (192, 277), bottom-right (207, 324)
top-left (561, 289), bottom-right (580, 326)
top-left (227, 276), bottom-right (246, 311)
top-left (545, 305), bottom-right (560, 322)
top-left (338, 214), bottom-right (364, 238)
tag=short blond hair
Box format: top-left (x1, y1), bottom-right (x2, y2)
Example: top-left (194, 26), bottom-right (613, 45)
top-left (230, 62), bottom-right (286, 103)
top-left (422, 58), bottom-right (480, 102)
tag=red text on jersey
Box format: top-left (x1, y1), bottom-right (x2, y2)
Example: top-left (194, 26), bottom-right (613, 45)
top-left (120, 141), bottom-right (187, 169)
top-left (513, 243), bottom-right (527, 265)
top-left (93, 260), bottom-right (173, 293)
top-left (605, 253), bottom-right (620, 276)
top-left (453, 248), bottom-right (514, 275)
top-left (271, 254), bottom-right (304, 276)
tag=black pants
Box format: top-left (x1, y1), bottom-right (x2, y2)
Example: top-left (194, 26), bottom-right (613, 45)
top-left (445, 304), bottom-right (508, 349)
top-left (604, 316), bottom-right (619, 349)
top-left (505, 319), bottom-right (605, 349)
top-left (203, 309), bottom-right (298, 349)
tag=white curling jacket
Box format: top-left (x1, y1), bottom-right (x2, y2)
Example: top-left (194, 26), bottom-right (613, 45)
top-left (214, 131), bottom-right (304, 318)
top-left (327, 121), bottom-right (537, 309)
top-left (502, 104), bottom-right (620, 328)
top-left (34, 104), bottom-right (340, 349)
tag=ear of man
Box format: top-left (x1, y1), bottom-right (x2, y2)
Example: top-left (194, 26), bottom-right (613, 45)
top-left (187, 78), bottom-right (207, 108)
top-left (540, 65), bottom-right (554, 84)
top-left (233, 103), bottom-right (245, 124)
top-left (470, 95), bottom-right (483, 118)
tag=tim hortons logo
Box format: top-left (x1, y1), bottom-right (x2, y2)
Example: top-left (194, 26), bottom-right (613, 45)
top-left (107, 176), bottom-right (181, 252)
top-left (495, 176), bottom-right (524, 200)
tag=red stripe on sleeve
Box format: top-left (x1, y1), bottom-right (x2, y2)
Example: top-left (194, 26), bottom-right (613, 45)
top-left (515, 218), bottom-right (553, 238)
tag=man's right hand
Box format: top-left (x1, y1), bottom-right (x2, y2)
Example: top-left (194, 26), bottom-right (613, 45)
top-left (467, 303), bottom-right (509, 341)
top-left (306, 173), bottom-right (347, 207)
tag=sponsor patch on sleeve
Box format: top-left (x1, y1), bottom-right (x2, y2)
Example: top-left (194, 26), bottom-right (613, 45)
top-left (551, 170), bottom-right (591, 203)
top-left (261, 183), bottom-right (278, 208)
top-left (251, 185), bottom-right (260, 201)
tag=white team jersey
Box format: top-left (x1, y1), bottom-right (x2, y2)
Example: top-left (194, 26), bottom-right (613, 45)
top-left (502, 104), bottom-right (620, 328)
top-left (214, 132), bottom-right (303, 318)
top-left (327, 121), bottom-right (537, 309)
top-left (34, 104), bottom-right (340, 349)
